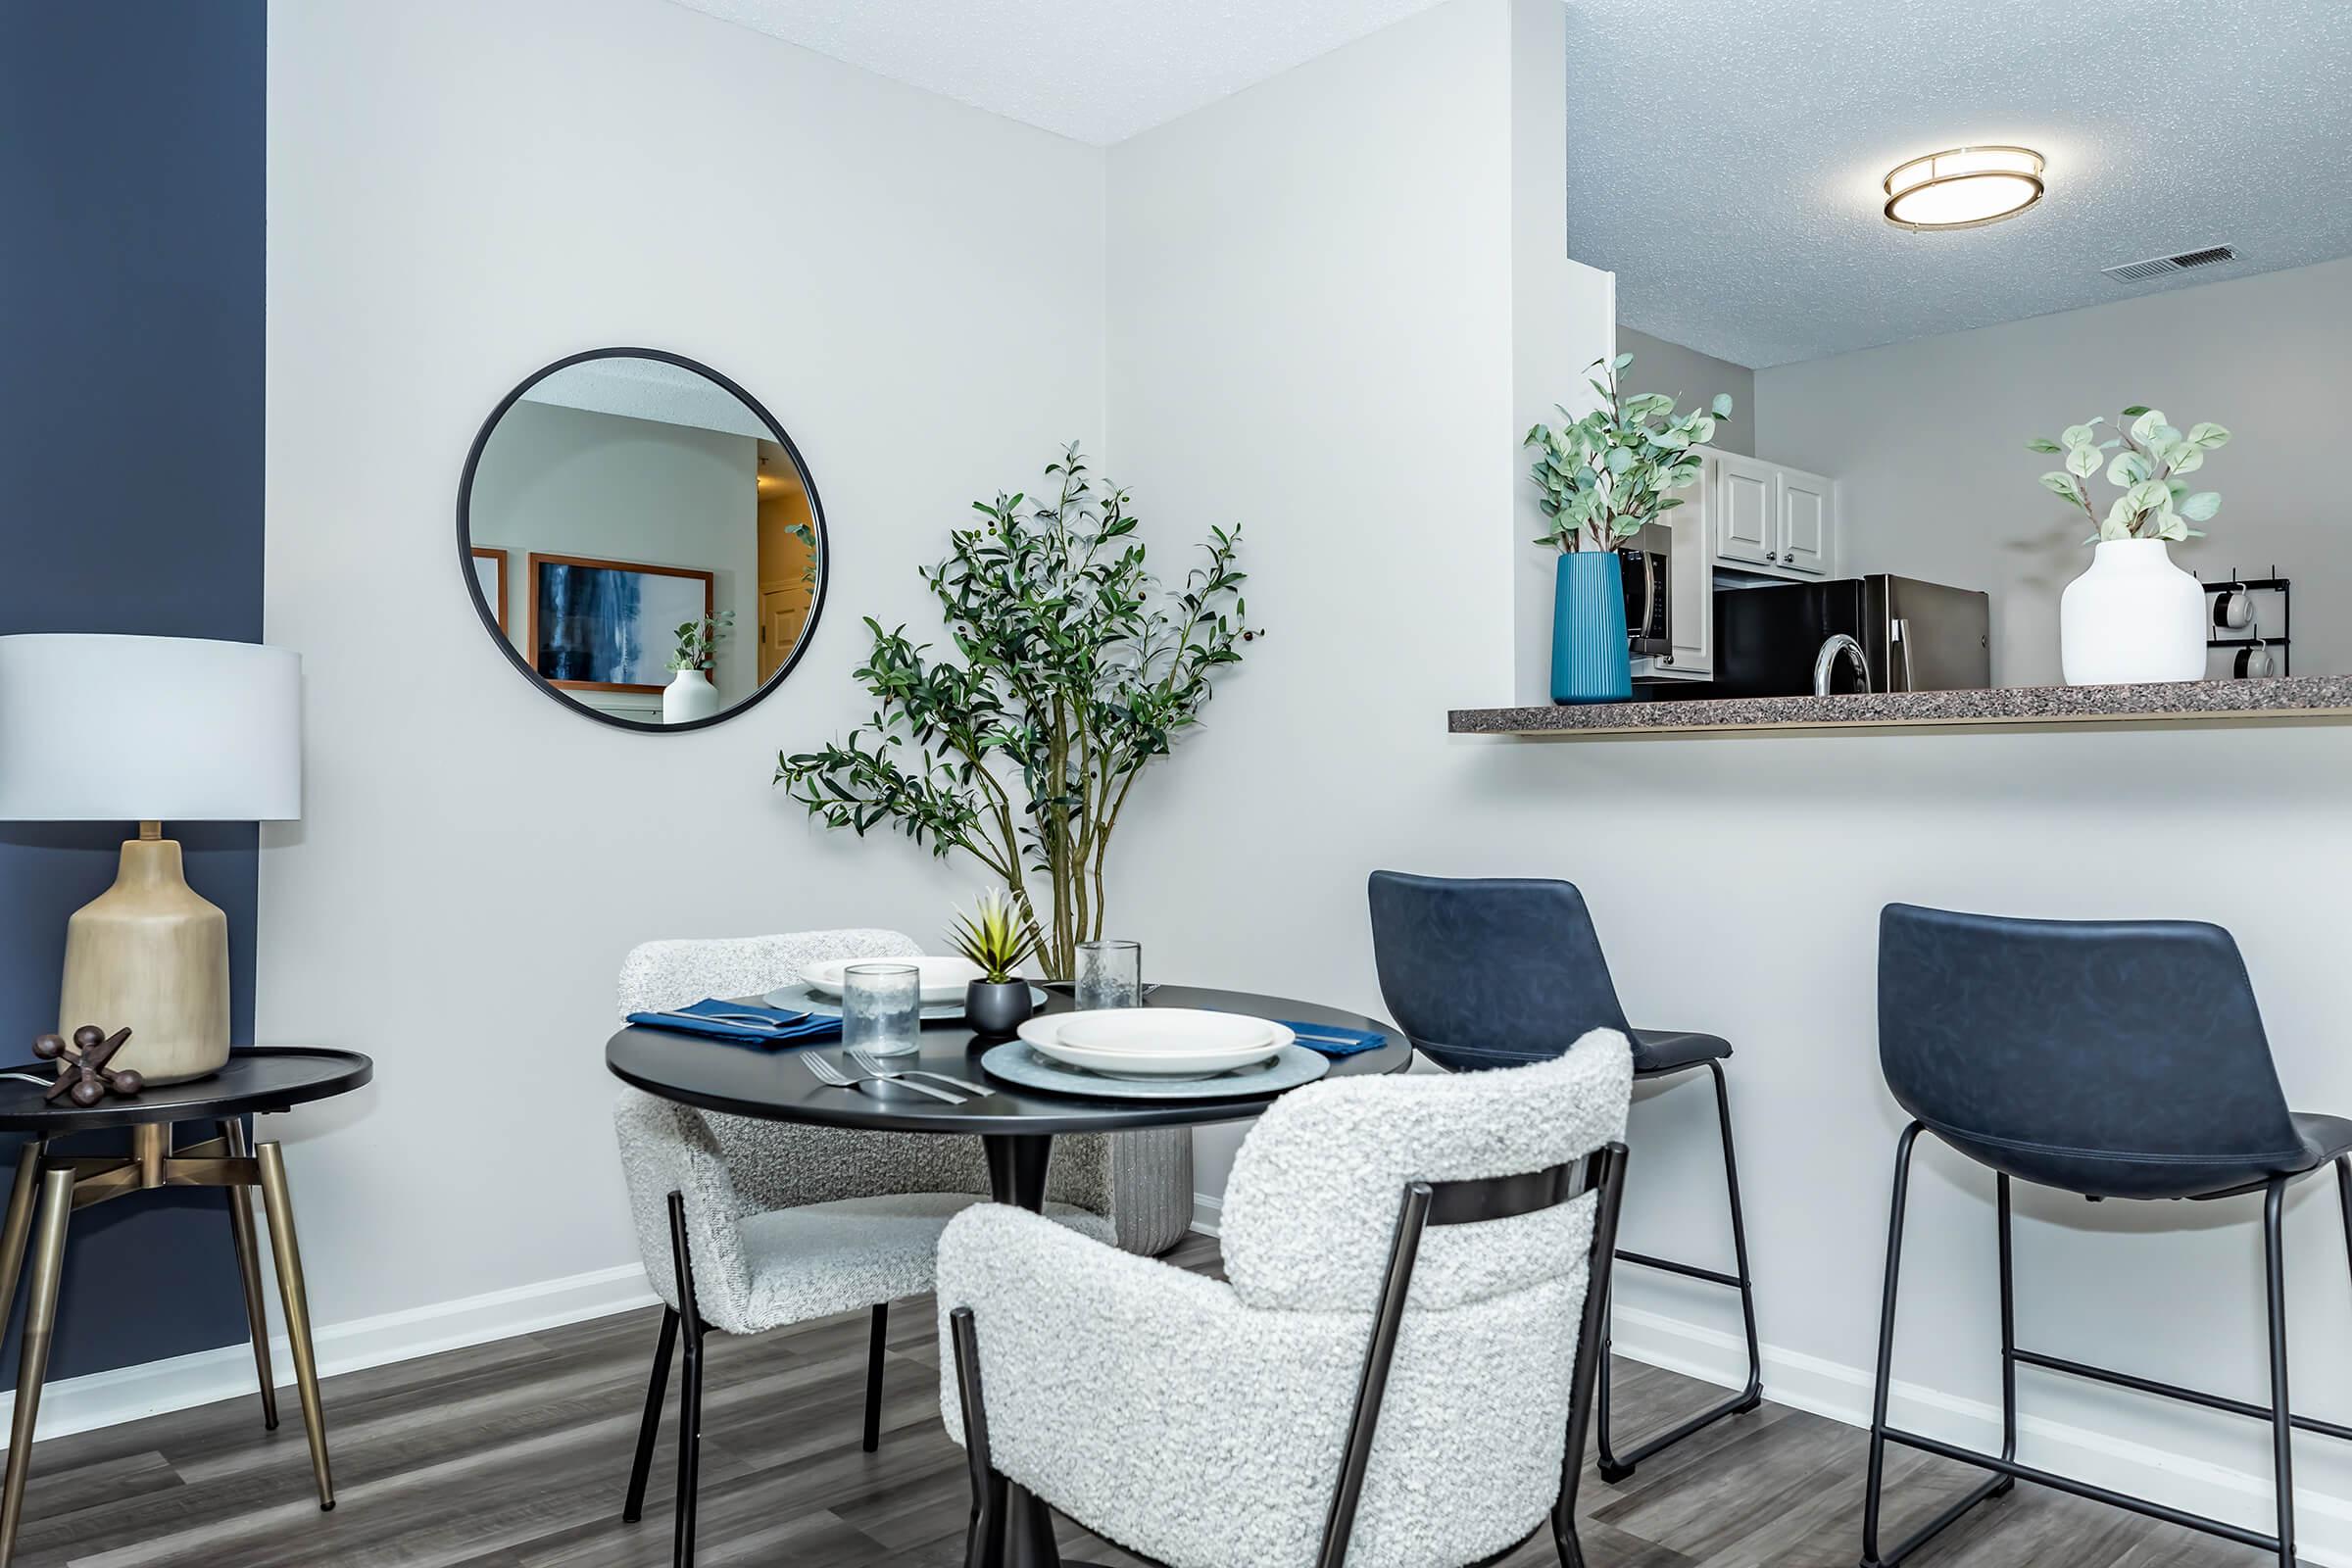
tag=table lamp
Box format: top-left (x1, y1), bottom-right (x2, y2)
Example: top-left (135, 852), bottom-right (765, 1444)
top-left (0, 634), bottom-right (300, 1084)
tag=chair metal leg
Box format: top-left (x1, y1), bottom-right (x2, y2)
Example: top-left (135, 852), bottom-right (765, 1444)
top-left (950, 1305), bottom-right (1000, 1568)
top-left (2263, 1176), bottom-right (2296, 1568)
top-left (667, 1192), bottom-right (705, 1568)
top-left (622, 1307), bottom-right (679, 1524)
top-left (1596, 1059), bottom-right (1762, 1482)
top-left (863, 1301), bottom-right (888, 1453)
top-left (0, 1164), bottom-right (75, 1568)
top-left (254, 1141), bottom-right (333, 1511)
top-left (220, 1119), bottom-right (279, 1432)
top-left (1859, 1125), bottom-right (2012, 1568)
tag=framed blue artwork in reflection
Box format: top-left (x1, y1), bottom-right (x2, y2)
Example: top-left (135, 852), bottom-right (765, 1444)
top-left (527, 552), bottom-right (712, 693)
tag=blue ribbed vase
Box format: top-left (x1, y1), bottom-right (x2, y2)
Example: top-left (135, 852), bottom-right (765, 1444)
top-left (1550, 550), bottom-right (1632, 704)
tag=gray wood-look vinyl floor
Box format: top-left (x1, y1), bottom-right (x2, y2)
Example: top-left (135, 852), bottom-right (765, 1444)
top-left (4, 1235), bottom-right (2278, 1567)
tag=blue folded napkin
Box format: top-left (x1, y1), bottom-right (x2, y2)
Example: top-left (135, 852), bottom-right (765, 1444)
top-left (625, 999), bottom-right (842, 1049)
top-left (1275, 1019), bottom-right (1386, 1056)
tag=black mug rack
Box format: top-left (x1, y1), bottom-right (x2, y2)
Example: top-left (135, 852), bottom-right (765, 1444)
top-left (2196, 565), bottom-right (2290, 676)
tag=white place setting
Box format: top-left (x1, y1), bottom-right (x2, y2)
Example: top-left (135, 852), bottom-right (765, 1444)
top-left (984, 1007), bottom-right (1329, 1100)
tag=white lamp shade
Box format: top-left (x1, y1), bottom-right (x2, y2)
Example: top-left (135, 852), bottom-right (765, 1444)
top-left (0, 634), bottom-right (301, 822)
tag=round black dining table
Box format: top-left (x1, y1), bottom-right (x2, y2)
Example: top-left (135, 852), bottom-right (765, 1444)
top-left (605, 982), bottom-right (1412, 1568)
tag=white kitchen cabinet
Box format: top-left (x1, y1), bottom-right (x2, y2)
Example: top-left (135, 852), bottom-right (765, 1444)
top-left (1710, 453), bottom-right (1836, 579)
top-left (1779, 467), bottom-right (1832, 575)
top-left (1637, 451), bottom-right (1839, 683)
top-left (1712, 454), bottom-right (1776, 568)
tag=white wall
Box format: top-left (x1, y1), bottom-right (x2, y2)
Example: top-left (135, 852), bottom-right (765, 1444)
top-left (1757, 255), bottom-right (2352, 684)
top-left (1617, 325), bottom-right (1754, 458)
top-left (1107, 2), bottom-right (2352, 1555)
top-left (470, 399), bottom-right (760, 717)
top-left (263, 0), bottom-right (1103, 1324)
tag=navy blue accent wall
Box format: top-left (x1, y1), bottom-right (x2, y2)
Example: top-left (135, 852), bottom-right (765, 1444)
top-left (0, 0), bottom-right (267, 1382)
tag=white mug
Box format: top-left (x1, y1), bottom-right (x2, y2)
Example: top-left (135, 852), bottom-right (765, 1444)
top-left (2234, 641), bottom-right (2275, 678)
top-left (2214, 587), bottom-right (2257, 630)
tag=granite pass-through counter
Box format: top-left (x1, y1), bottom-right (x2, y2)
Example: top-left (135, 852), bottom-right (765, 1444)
top-left (1450, 674), bottom-right (2352, 739)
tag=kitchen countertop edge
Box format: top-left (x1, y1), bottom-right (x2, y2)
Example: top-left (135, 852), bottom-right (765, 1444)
top-left (1450, 674), bottom-right (2352, 738)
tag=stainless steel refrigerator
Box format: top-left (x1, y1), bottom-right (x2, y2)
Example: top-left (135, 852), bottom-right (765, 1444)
top-left (1709, 575), bottom-right (1990, 697)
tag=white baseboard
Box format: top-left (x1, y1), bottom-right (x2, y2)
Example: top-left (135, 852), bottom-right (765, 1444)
top-left (0, 1260), bottom-right (655, 1445)
top-left (1190, 1192), bottom-right (1223, 1237)
top-left (1609, 1300), bottom-right (2352, 1567)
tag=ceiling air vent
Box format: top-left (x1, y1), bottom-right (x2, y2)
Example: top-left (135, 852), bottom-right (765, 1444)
top-left (2102, 244), bottom-right (2237, 283)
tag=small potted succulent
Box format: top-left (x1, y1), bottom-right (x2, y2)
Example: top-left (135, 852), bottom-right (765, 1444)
top-left (2030, 408), bottom-right (2230, 684)
top-left (951, 889), bottom-right (1038, 1037)
top-left (662, 609), bottom-right (735, 725)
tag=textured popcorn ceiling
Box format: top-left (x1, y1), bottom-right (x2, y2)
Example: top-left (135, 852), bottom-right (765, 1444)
top-left (1567, 0), bottom-right (2352, 368)
top-left (665, 0), bottom-right (1453, 145)
top-left (522, 357), bottom-right (772, 441)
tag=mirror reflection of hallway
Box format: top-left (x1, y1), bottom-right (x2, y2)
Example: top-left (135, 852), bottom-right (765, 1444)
top-left (756, 441), bottom-right (818, 686)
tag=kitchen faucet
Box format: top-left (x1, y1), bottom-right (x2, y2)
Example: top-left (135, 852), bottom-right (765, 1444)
top-left (1814, 633), bottom-right (1871, 696)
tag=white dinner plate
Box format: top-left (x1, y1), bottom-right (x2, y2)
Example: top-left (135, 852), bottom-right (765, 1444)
top-left (1017, 1009), bottom-right (1293, 1080)
top-left (799, 956), bottom-right (985, 1005)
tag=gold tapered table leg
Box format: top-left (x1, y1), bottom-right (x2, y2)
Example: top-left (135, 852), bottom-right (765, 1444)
top-left (254, 1141), bottom-right (332, 1510)
top-left (221, 1122), bottom-right (278, 1432)
top-left (0, 1165), bottom-right (76, 1567)
top-left (0, 1143), bottom-right (47, 1330)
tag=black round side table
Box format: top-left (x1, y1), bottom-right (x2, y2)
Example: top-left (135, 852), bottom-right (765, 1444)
top-left (0, 1046), bottom-right (371, 1567)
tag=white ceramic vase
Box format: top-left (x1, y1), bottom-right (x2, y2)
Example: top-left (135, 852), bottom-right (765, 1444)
top-left (2059, 539), bottom-right (2207, 686)
top-left (662, 668), bottom-right (721, 724)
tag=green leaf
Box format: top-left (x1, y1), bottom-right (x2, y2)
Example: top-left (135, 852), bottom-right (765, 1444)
top-left (1711, 393), bottom-right (1735, 418)
top-left (2062, 423), bottom-right (2098, 450)
top-left (2186, 421), bottom-right (2231, 449)
top-left (2038, 471), bottom-right (2084, 501)
top-left (2130, 409), bottom-right (2167, 443)
top-left (2106, 451), bottom-right (2150, 486)
top-left (2121, 405), bottom-right (2151, 417)
top-left (2026, 437), bottom-right (2065, 454)
top-left (2066, 444), bottom-right (2102, 478)
top-left (2180, 490), bottom-right (2222, 522)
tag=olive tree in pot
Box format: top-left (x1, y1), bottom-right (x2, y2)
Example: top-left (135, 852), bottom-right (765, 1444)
top-left (2031, 407), bottom-right (2230, 685)
top-left (777, 444), bottom-right (1255, 980)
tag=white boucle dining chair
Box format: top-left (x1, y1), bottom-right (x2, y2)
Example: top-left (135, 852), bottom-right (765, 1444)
top-left (935, 1027), bottom-right (1635, 1568)
top-left (610, 928), bottom-right (1122, 1567)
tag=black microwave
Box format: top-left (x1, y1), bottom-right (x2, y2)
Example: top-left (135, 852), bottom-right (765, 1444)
top-left (1619, 522), bottom-right (1672, 658)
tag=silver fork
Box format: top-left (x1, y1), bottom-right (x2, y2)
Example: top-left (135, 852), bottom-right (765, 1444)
top-left (848, 1049), bottom-right (993, 1098)
top-left (803, 1052), bottom-right (962, 1103)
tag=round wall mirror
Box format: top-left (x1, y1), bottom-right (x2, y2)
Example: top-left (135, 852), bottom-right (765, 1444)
top-left (457, 348), bottom-right (827, 731)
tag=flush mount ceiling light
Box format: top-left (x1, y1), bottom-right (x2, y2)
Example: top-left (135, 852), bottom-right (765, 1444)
top-left (1883, 146), bottom-right (2046, 230)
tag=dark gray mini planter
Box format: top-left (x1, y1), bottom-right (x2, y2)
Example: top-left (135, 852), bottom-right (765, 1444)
top-left (965, 979), bottom-right (1035, 1038)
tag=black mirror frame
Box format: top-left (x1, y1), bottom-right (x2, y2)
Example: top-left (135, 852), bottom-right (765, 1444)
top-left (455, 346), bottom-right (829, 734)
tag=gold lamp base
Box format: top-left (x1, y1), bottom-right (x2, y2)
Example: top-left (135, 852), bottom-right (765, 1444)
top-left (57, 822), bottom-right (229, 1086)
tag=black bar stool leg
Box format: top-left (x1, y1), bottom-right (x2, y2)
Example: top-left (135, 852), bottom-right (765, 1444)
top-left (1596, 1060), bottom-right (1762, 1483)
top-left (623, 1307), bottom-right (679, 1523)
top-left (2263, 1176), bottom-right (2295, 1568)
top-left (1991, 1174), bottom-right (2017, 1496)
top-left (666, 1192), bottom-right (706, 1568)
top-left (863, 1301), bottom-right (889, 1453)
top-left (1860, 1125), bottom-right (2012, 1568)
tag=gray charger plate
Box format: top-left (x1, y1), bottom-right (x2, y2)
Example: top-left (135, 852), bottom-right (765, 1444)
top-left (764, 982), bottom-right (1048, 1023)
top-left (980, 1041), bottom-right (1330, 1101)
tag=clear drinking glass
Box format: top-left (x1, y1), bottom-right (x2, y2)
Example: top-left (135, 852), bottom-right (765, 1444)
top-left (842, 962), bottom-right (922, 1056)
top-left (1075, 940), bottom-right (1143, 1011)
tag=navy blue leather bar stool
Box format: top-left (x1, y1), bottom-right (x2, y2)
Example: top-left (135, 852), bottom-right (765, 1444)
top-left (1367, 870), bottom-right (1761, 1482)
top-left (1865, 904), bottom-right (2352, 1568)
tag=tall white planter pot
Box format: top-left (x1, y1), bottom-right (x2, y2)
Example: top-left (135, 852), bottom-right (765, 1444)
top-left (662, 668), bottom-right (721, 724)
top-left (2059, 539), bottom-right (2207, 685)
